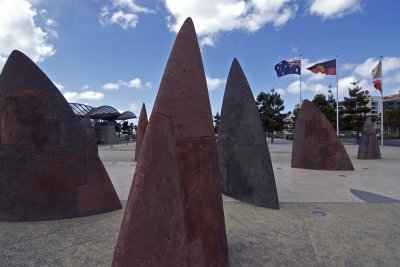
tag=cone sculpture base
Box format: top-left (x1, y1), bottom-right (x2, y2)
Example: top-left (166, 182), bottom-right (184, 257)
top-left (218, 58), bottom-right (279, 209)
top-left (113, 113), bottom-right (188, 266)
top-left (358, 117), bottom-right (381, 159)
top-left (112, 18), bottom-right (229, 266)
top-left (0, 50), bottom-right (121, 221)
top-left (291, 100), bottom-right (354, 170)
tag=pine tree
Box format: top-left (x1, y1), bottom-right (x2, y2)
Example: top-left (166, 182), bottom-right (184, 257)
top-left (256, 88), bottom-right (289, 143)
top-left (213, 112), bottom-right (221, 134)
top-left (312, 93), bottom-right (336, 129)
top-left (340, 85), bottom-right (371, 138)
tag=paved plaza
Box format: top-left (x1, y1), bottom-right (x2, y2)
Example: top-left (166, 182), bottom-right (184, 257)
top-left (1, 141), bottom-right (400, 266)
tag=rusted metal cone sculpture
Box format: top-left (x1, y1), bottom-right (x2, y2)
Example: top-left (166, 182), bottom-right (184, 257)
top-left (358, 116), bottom-right (381, 159)
top-left (134, 103), bottom-right (148, 161)
top-left (217, 58), bottom-right (279, 209)
top-left (291, 100), bottom-right (354, 170)
top-left (112, 18), bottom-right (229, 266)
top-left (0, 50), bottom-right (121, 221)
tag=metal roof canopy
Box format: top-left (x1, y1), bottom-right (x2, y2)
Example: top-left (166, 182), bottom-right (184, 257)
top-left (69, 103), bottom-right (136, 121)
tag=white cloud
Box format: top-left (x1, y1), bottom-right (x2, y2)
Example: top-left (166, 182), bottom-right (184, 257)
top-left (275, 88), bottom-right (286, 95)
top-left (83, 85), bottom-right (90, 90)
top-left (63, 91), bottom-right (104, 102)
top-left (165, 0), bottom-right (298, 46)
top-left (349, 57), bottom-right (400, 92)
top-left (102, 77), bottom-right (151, 90)
top-left (102, 82), bottom-right (120, 90)
top-left (0, 0), bottom-right (57, 69)
top-left (99, 0), bottom-right (154, 30)
top-left (129, 103), bottom-right (138, 112)
top-left (308, 0), bottom-right (362, 19)
top-left (206, 75), bottom-right (226, 90)
top-left (52, 81), bottom-right (65, 91)
top-left (144, 81), bottom-right (153, 89)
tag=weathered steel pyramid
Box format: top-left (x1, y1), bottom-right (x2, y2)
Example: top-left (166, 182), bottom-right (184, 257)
top-left (358, 116), bottom-right (381, 159)
top-left (134, 103), bottom-right (148, 161)
top-left (0, 50), bottom-right (121, 221)
top-left (217, 58), bottom-right (279, 209)
top-left (291, 100), bottom-right (354, 170)
top-left (112, 18), bottom-right (229, 266)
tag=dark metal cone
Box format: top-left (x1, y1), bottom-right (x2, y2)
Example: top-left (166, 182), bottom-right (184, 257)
top-left (0, 50), bottom-right (121, 221)
top-left (115, 18), bottom-right (229, 266)
top-left (358, 117), bottom-right (381, 159)
top-left (113, 113), bottom-right (188, 266)
top-left (134, 103), bottom-right (148, 161)
top-left (291, 100), bottom-right (354, 170)
top-left (217, 58), bottom-right (279, 209)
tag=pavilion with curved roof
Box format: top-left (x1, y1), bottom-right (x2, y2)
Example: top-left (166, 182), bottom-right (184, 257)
top-left (69, 103), bottom-right (137, 144)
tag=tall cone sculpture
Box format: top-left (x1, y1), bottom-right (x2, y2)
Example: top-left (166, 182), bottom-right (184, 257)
top-left (291, 100), bottom-right (354, 170)
top-left (134, 103), bottom-right (148, 161)
top-left (112, 18), bottom-right (229, 266)
top-left (217, 58), bottom-right (279, 209)
top-left (0, 50), bottom-right (121, 221)
top-left (358, 116), bottom-right (381, 159)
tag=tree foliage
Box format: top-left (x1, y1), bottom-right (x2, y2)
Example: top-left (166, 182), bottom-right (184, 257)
top-left (286, 104), bottom-right (300, 132)
top-left (256, 88), bottom-right (289, 143)
top-left (384, 107), bottom-right (400, 129)
top-left (213, 112), bottom-right (220, 134)
top-left (340, 85), bottom-right (371, 134)
top-left (312, 93), bottom-right (336, 129)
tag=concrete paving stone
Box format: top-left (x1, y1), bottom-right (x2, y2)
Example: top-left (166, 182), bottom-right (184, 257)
top-left (224, 201), bottom-right (318, 267)
top-left (1, 142), bottom-right (400, 266)
top-left (299, 202), bottom-right (400, 267)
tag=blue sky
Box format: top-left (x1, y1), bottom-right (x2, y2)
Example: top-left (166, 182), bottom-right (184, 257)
top-left (1, 0), bottom-right (400, 123)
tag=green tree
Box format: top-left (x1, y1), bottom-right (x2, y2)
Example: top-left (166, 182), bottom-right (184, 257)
top-left (121, 121), bottom-right (131, 134)
top-left (340, 85), bottom-right (371, 139)
top-left (384, 107), bottom-right (400, 133)
top-left (312, 93), bottom-right (336, 129)
top-left (213, 112), bottom-right (221, 134)
top-left (115, 123), bottom-right (122, 138)
top-left (256, 88), bottom-right (289, 143)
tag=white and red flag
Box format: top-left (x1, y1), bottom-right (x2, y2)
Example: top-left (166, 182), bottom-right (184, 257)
top-left (372, 60), bottom-right (382, 93)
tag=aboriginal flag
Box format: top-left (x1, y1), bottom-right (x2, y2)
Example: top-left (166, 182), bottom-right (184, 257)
top-left (307, 59), bottom-right (336, 75)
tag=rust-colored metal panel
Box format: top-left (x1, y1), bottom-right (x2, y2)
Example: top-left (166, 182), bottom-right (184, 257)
top-left (0, 50), bottom-right (121, 221)
top-left (0, 145), bottom-right (31, 220)
top-left (358, 117), bottom-right (381, 159)
top-left (113, 18), bottom-right (229, 266)
top-left (113, 113), bottom-right (187, 266)
top-left (217, 58), bottom-right (279, 209)
top-left (291, 100), bottom-right (354, 170)
top-left (134, 103), bottom-right (148, 161)
top-left (27, 151), bottom-right (86, 220)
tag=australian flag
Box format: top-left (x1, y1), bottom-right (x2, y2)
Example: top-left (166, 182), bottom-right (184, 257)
top-left (275, 60), bottom-right (301, 77)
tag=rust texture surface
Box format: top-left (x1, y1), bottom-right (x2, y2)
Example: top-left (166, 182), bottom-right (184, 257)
top-left (134, 103), bottom-right (148, 161)
top-left (291, 100), bottom-right (354, 171)
top-left (217, 58), bottom-right (279, 209)
top-left (113, 18), bottom-right (229, 267)
top-left (358, 116), bottom-right (381, 159)
top-left (0, 50), bottom-right (121, 221)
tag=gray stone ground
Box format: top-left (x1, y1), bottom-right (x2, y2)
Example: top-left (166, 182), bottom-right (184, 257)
top-left (1, 141), bottom-right (400, 266)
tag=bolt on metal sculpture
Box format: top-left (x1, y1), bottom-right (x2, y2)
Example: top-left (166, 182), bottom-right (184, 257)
top-left (112, 18), bottom-right (229, 266)
top-left (0, 50), bottom-right (121, 221)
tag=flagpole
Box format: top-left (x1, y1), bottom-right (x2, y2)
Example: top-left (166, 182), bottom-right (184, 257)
top-left (336, 55), bottom-right (339, 136)
top-left (299, 54), bottom-right (302, 105)
top-left (380, 56), bottom-right (384, 147)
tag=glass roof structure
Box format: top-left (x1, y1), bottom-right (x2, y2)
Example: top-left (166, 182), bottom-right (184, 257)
top-left (69, 103), bottom-right (136, 121)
